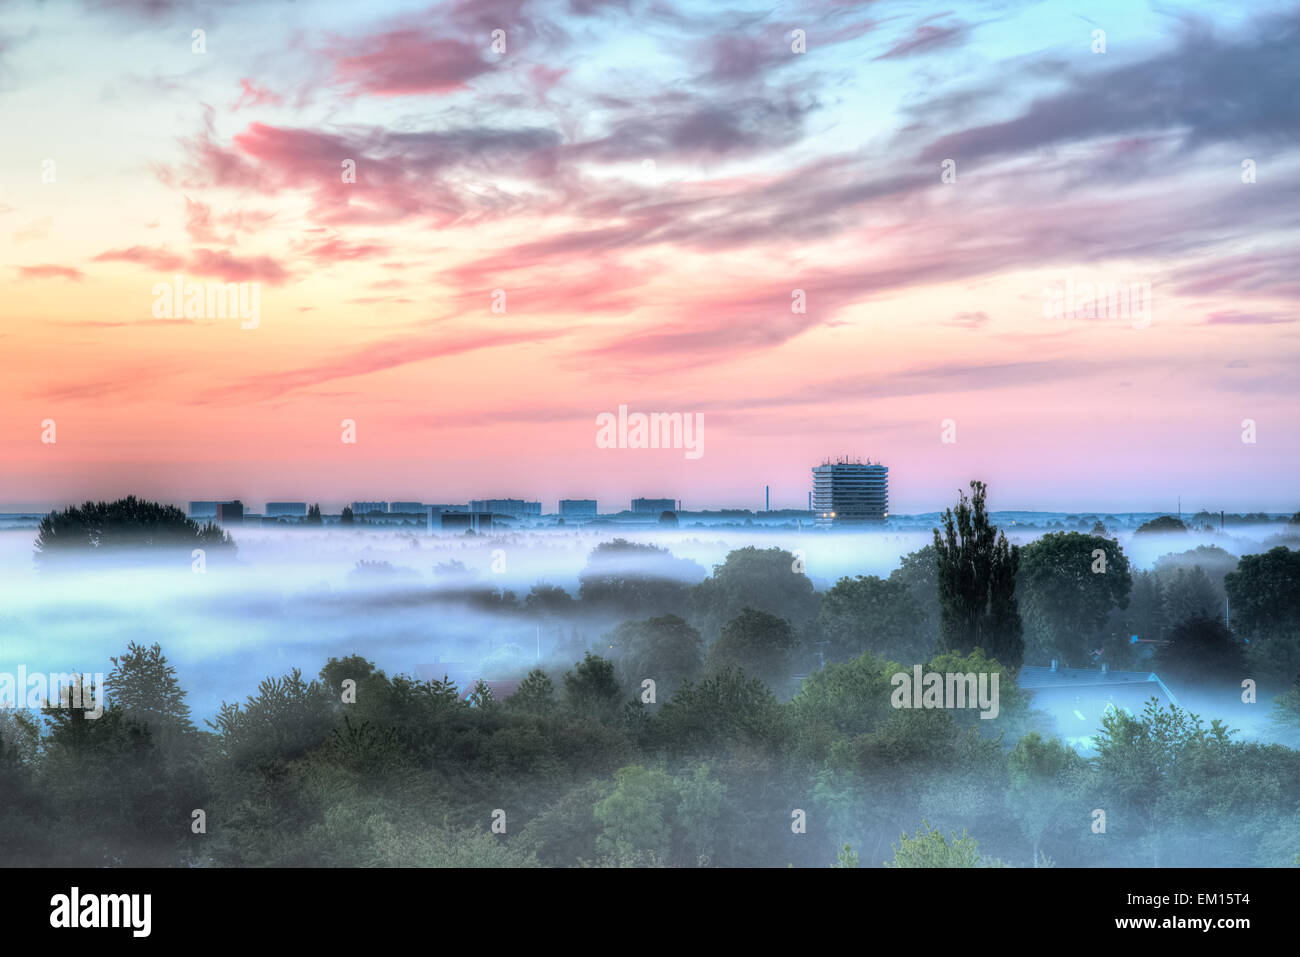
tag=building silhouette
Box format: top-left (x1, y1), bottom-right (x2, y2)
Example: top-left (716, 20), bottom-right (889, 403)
top-left (559, 499), bottom-right (598, 518)
top-left (470, 499), bottom-right (541, 519)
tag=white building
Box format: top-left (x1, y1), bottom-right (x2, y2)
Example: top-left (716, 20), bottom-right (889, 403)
top-left (812, 459), bottom-right (888, 526)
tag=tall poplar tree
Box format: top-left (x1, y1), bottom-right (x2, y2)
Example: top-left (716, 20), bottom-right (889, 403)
top-left (933, 480), bottom-right (1024, 668)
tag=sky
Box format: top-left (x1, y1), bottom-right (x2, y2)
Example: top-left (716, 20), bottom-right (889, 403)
top-left (1, 0), bottom-right (1298, 514)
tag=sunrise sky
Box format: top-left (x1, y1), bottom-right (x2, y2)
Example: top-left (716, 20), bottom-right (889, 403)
top-left (2, 0), bottom-right (1298, 513)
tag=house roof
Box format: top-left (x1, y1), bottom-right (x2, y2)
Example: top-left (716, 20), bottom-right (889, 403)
top-left (1018, 665), bottom-right (1179, 707)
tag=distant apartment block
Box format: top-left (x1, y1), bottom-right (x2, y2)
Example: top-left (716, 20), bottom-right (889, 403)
top-left (265, 502), bottom-right (307, 518)
top-left (559, 499), bottom-right (598, 519)
top-left (442, 512), bottom-right (494, 532)
top-left (812, 459), bottom-right (888, 526)
top-left (390, 502), bottom-right (424, 514)
top-left (188, 501), bottom-right (222, 519)
top-left (216, 501), bottom-right (244, 525)
top-left (470, 499), bottom-right (541, 519)
top-left (426, 503), bottom-right (469, 514)
top-left (351, 501), bottom-right (389, 516)
top-left (631, 497), bottom-right (675, 514)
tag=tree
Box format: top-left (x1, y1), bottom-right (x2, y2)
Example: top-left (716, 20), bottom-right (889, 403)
top-left (790, 652), bottom-right (899, 759)
top-left (1224, 546), bottom-right (1300, 642)
top-left (884, 820), bottom-right (989, 867)
top-left (339, 506), bottom-right (353, 525)
top-left (658, 510), bottom-right (678, 527)
top-left (647, 668), bottom-right (791, 758)
top-left (705, 608), bottom-right (800, 696)
top-left (1017, 532), bottom-right (1132, 666)
top-left (524, 584), bottom-right (576, 616)
top-left (592, 763), bottom-right (725, 866)
top-left (888, 545), bottom-right (942, 648)
top-left (466, 679), bottom-right (495, 709)
top-left (206, 668), bottom-right (335, 772)
top-left (609, 615), bottom-right (704, 697)
top-left (578, 539), bottom-right (704, 618)
top-left (508, 668), bottom-right (557, 715)
top-left (1006, 732), bottom-right (1087, 866)
top-left (1135, 515), bottom-right (1187, 535)
top-left (107, 643), bottom-right (196, 746)
top-left (593, 764), bottom-right (675, 864)
top-left (689, 546), bottom-right (819, 642)
top-left (816, 575), bottom-right (930, 664)
top-left (307, 504), bottom-right (323, 525)
top-left (1153, 545), bottom-right (1238, 599)
top-left (563, 653), bottom-right (623, 721)
top-left (932, 481), bottom-right (1023, 668)
top-left (1160, 566), bottom-right (1219, 625)
top-left (1124, 570), bottom-right (1169, 642)
top-left (1092, 698), bottom-right (1235, 867)
top-left (34, 496), bottom-right (233, 564)
top-left (1153, 614), bottom-right (1246, 682)
top-left (1268, 679), bottom-right (1300, 747)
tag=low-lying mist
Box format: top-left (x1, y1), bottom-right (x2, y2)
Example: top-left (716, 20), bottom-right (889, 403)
top-left (2, 521), bottom-right (1294, 733)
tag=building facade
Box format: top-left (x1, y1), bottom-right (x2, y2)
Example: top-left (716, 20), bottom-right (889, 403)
top-left (442, 512), bottom-right (494, 532)
top-left (631, 497), bottom-right (675, 514)
top-left (470, 499), bottom-right (541, 519)
top-left (351, 501), bottom-right (389, 516)
top-left (559, 499), bottom-right (598, 518)
top-left (265, 502), bottom-right (307, 518)
top-left (812, 460), bottom-right (888, 526)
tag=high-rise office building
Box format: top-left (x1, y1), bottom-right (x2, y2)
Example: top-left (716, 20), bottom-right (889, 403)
top-left (216, 501), bottom-right (244, 525)
top-left (812, 459), bottom-right (888, 526)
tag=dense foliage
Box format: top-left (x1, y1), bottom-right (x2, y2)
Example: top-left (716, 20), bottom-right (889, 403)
top-left (34, 496), bottom-right (233, 564)
top-left (10, 485), bottom-right (1300, 867)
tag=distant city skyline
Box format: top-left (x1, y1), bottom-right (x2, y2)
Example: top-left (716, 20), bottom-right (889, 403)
top-left (1, 486), bottom-right (1293, 519)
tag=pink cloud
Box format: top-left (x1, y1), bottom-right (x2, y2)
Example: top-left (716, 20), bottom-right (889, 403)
top-left (93, 246), bottom-right (186, 271)
top-left (299, 237), bottom-right (392, 265)
top-left (329, 32), bottom-right (493, 97)
top-left (189, 248), bottom-right (291, 284)
top-left (1205, 311), bottom-right (1295, 325)
top-left (18, 264), bottom-right (85, 281)
top-left (232, 78), bottom-right (283, 111)
top-left (184, 196), bottom-right (233, 244)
